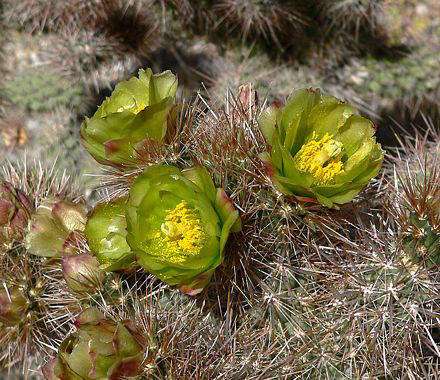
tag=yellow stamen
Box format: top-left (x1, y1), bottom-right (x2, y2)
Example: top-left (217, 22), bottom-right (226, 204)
top-left (294, 132), bottom-right (344, 185)
top-left (148, 201), bottom-right (205, 263)
top-left (133, 102), bottom-right (146, 114)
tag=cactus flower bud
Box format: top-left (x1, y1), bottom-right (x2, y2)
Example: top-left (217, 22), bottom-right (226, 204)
top-left (0, 286), bottom-right (29, 326)
top-left (84, 197), bottom-right (134, 271)
top-left (81, 68), bottom-right (178, 167)
top-left (25, 197), bottom-right (87, 257)
top-left (125, 165), bottom-right (241, 295)
top-left (42, 308), bottom-right (146, 380)
top-left (0, 181), bottom-right (34, 246)
top-left (259, 88), bottom-right (384, 208)
top-left (61, 254), bottom-right (104, 295)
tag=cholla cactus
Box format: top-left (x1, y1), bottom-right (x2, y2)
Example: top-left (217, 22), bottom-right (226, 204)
top-left (2, 45), bottom-right (440, 380)
top-left (0, 241), bottom-right (81, 375)
top-left (0, 287), bottom-right (29, 327)
top-left (2, 0), bottom-right (95, 33)
top-left (91, 0), bottom-right (160, 57)
top-left (207, 50), bottom-right (325, 104)
top-left (61, 254), bottom-right (105, 295)
top-left (298, 215), bottom-right (440, 378)
top-left (317, 0), bottom-right (385, 37)
top-left (280, 119), bottom-right (440, 378)
top-left (42, 30), bottom-right (139, 92)
top-left (186, 84), bottom-right (359, 320)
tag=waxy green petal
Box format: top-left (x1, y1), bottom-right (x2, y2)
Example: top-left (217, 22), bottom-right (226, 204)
top-left (259, 104), bottom-right (279, 143)
top-left (182, 166), bottom-right (217, 203)
top-left (215, 189), bottom-right (242, 232)
top-left (148, 69), bottom-right (178, 104)
top-left (84, 197), bottom-right (133, 271)
top-left (307, 102), bottom-right (356, 140)
top-left (281, 88), bottom-right (321, 153)
top-left (335, 115), bottom-right (375, 157)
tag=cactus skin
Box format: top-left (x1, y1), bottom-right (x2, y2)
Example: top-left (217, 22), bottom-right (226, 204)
top-left (4, 70), bottom-right (83, 113)
top-left (389, 133), bottom-right (440, 270)
top-left (337, 47), bottom-right (440, 114)
top-left (403, 212), bottom-right (440, 269)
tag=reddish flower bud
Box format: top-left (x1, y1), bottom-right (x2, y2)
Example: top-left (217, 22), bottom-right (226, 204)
top-left (0, 181), bottom-right (33, 246)
top-left (61, 254), bottom-right (104, 295)
top-left (26, 197), bottom-right (87, 257)
top-left (0, 287), bottom-right (29, 326)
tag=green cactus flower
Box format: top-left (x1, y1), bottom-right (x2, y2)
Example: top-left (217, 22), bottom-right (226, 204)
top-left (42, 308), bottom-right (146, 380)
top-left (84, 197), bottom-right (134, 271)
top-left (259, 88), bottom-right (384, 208)
top-left (81, 68), bottom-right (178, 167)
top-left (125, 165), bottom-right (241, 295)
top-left (25, 198), bottom-right (87, 257)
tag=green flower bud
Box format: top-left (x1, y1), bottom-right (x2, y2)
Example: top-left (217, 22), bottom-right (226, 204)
top-left (61, 254), bottom-right (105, 295)
top-left (0, 181), bottom-right (34, 246)
top-left (259, 88), bottom-right (384, 208)
top-left (0, 287), bottom-right (29, 326)
top-left (125, 165), bottom-right (241, 295)
top-left (26, 198), bottom-right (87, 257)
top-left (42, 308), bottom-right (146, 380)
top-left (84, 197), bottom-right (134, 271)
top-left (81, 68), bottom-right (178, 167)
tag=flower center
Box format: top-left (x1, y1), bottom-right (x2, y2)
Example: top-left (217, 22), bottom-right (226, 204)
top-left (150, 201), bottom-right (205, 263)
top-left (294, 132), bottom-right (344, 185)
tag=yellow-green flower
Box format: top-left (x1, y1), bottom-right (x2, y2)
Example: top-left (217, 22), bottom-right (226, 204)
top-left (126, 165), bottom-right (241, 295)
top-left (81, 68), bottom-right (177, 167)
top-left (259, 88), bottom-right (384, 208)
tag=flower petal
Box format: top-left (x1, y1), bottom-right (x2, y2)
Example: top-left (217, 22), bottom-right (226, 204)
top-left (182, 165), bottom-right (216, 203)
